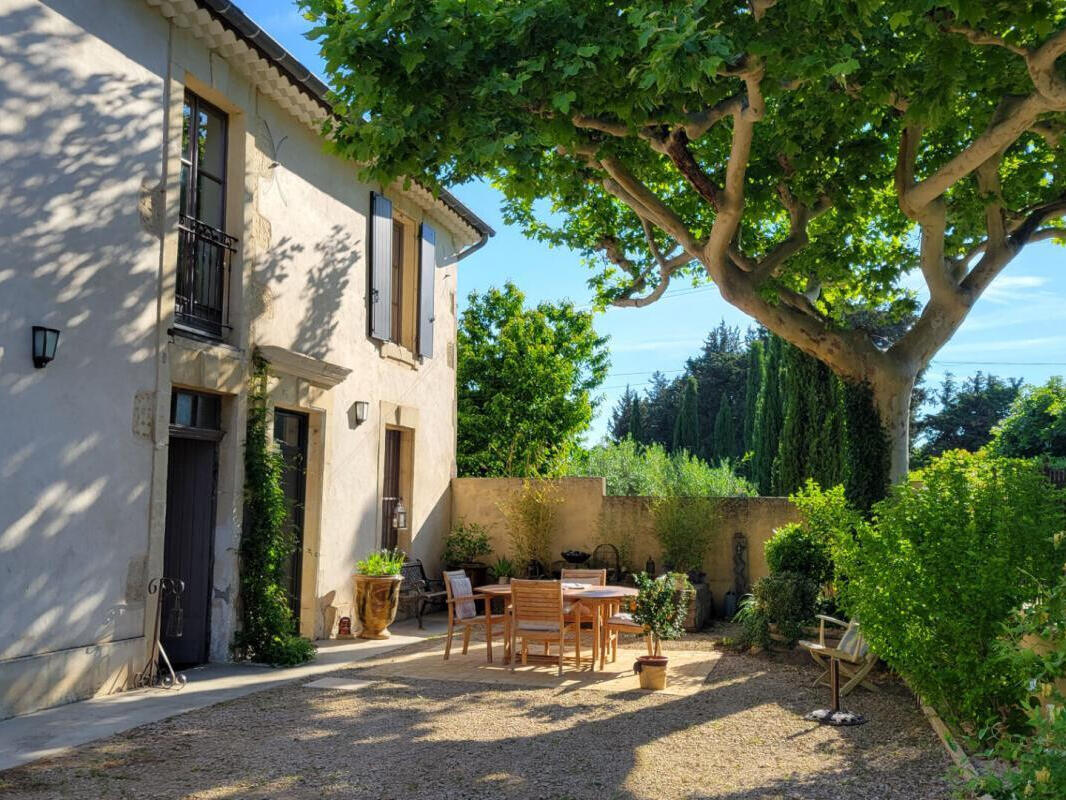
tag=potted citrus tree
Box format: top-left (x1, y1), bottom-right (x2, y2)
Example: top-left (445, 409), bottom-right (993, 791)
top-left (442, 520), bottom-right (493, 588)
top-left (353, 548), bottom-right (406, 639)
top-left (631, 571), bottom-right (693, 690)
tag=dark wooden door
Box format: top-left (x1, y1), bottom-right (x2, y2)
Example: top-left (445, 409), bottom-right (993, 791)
top-left (161, 436), bottom-right (217, 667)
top-left (274, 409), bottom-right (308, 625)
top-left (381, 429), bottom-right (402, 550)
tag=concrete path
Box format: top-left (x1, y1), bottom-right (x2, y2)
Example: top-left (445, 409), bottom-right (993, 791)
top-left (0, 616), bottom-right (446, 771)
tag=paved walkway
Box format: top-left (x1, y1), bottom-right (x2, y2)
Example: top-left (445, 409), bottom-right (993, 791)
top-left (0, 616), bottom-right (446, 771)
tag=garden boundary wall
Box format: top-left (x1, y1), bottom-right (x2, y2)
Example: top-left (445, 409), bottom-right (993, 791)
top-left (450, 477), bottom-right (799, 609)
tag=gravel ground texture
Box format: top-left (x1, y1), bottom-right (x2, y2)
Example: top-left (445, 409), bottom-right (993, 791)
top-left (0, 631), bottom-right (956, 800)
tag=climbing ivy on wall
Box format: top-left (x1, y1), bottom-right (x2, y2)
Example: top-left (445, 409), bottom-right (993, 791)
top-left (232, 353), bottom-right (315, 666)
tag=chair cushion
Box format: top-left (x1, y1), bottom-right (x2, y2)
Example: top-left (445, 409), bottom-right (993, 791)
top-left (450, 575), bottom-right (477, 620)
top-left (516, 621), bottom-right (561, 632)
top-left (607, 613), bottom-right (643, 630)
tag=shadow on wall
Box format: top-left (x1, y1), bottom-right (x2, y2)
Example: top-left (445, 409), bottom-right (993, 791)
top-left (0, 0), bottom-right (170, 679)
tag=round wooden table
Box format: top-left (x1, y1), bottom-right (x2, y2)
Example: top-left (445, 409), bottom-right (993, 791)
top-left (475, 583), bottom-right (638, 670)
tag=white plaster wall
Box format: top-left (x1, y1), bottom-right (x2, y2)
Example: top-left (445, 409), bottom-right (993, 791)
top-left (0, 0), bottom-right (466, 714)
top-left (0, 0), bottom-right (168, 670)
top-left (243, 99), bottom-right (460, 632)
top-left (165, 12), bottom-right (463, 638)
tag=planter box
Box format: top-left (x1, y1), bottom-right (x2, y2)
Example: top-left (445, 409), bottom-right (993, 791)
top-left (684, 583), bottom-right (713, 632)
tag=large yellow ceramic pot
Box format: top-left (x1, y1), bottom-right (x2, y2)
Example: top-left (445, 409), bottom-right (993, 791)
top-left (353, 574), bottom-right (403, 639)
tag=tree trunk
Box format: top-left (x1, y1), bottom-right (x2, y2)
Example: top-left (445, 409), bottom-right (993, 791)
top-left (871, 371), bottom-right (916, 486)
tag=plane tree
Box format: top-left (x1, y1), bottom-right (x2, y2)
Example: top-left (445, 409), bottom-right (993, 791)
top-left (301, 0), bottom-right (1066, 482)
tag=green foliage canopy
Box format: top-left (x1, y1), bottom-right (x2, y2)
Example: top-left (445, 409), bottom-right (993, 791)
top-left (456, 282), bottom-right (609, 476)
top-left (990, 376), bottom-right (1066, 460)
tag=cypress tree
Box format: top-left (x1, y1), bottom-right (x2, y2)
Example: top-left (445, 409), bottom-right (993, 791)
top-left (742, 339), bottom-right (763, 455)
top-left (712, 394), bottom-right (736, 462)
top-left (608, 386), bottom-right (637, 442)
top-left (774, 343), bottom-right (812, 495)
top-left (672, 376), bottom-right (700, 454)
top-left (752, 336), bottom-right (784, 495)
top-left (628, 394), bottom-right (645, 444)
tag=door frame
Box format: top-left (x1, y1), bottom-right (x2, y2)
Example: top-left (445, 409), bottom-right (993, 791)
top-left (162, 426), bottom-right (221, 666)
top-left (273, 407), bottom-right (309, 625)
top-left (270, 400), bottom-right (326, 640)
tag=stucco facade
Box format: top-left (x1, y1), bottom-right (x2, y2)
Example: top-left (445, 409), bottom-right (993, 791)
top-left (0, 0), bottom-right (489, 719)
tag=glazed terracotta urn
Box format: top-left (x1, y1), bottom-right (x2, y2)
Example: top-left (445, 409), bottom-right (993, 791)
top-left (353, 573), bottom-right (403, 639)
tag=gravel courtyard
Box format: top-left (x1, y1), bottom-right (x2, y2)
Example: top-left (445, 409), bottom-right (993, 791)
top-left (0, 635), bottom-right (954, 800)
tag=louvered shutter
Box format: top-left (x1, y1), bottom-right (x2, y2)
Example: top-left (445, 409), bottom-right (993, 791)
top-left (417, 222), bottom-right (436, 358)
top-left (368, 192), bottom-right (392, 340)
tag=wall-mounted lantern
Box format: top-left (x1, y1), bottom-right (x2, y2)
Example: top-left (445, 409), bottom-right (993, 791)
top-left (352, 400), bottom-right (369, 425)
top-left (31, 326), bottom-right (60, 369)
top-left (392, 498), bottom-right (408, 531)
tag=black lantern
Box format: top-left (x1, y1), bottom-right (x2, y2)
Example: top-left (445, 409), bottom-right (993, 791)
top-left (392, 498), bottom-right (408, 531)
top-left (31, 326), bottom-right (60, 368)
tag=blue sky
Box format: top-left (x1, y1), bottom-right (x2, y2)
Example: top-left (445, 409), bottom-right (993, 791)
top-left (241, 1), bottom-right (1066, 442)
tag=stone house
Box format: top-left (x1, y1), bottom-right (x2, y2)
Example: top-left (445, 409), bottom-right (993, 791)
top-left (0, 0), bottom-right (492, 718)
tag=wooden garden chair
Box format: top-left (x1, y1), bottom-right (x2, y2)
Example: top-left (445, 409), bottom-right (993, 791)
top-left (603, 599), bottom-right (653, 669)
top-left (799, 615), bottom-right (879, 696)
top-left (442, 570), bottom-right (505, 663)
top-left (508, 579), bottom-right (582, 676)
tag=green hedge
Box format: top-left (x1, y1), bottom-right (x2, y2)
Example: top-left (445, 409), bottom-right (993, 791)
top-left (829, 451), bottom-right (1063, 730)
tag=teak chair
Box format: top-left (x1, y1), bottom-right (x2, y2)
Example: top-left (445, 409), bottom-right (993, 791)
top-left (603, 599), bottom-right (653, 669)
top-left (799, 615), bottom-right (879, 696)
top-left (560, 568), bottom-right (606, 586)
top-left (442, 570), bottom-right (505, 663)
top-left (509, 579), bottom-right (581, 675)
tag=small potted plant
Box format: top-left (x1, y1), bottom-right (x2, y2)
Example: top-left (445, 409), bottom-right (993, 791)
top-left (442, 520), bottom-right (493, 588)
top-left (489, 556), bottom-right (515, 584)
top-left (631, 571), bottom-right (693, 690)
top-left (353, 548), bottom-right (406, 639)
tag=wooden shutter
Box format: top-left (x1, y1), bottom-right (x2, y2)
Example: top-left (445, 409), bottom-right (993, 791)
top-left (368, 192), bottom-right (393, 340)
top-left (417, 222), bottom-right (436, 358)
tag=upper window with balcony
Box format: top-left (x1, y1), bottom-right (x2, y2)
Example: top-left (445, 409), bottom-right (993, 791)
top-left (175, 92), bottom-right (237, 339)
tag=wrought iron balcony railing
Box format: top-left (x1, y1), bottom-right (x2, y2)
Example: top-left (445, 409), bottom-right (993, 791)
top-left (174, 215), bottom-right (238, 338)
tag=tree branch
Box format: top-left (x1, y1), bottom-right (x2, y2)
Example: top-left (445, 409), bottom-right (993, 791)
top-left (704, 64), bottom-right (765, 265)
top-left (960, 193), bottom-right (1066, 300)
top-left (942, 23), bottom-right (1027, 56)
top-left (750, 190), bottom-right (832, 284)
top-left (599, 156), bottom-right (704, 254)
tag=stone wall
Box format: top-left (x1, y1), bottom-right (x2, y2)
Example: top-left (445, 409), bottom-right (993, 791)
top-left (450, 477), bottom-right (799, 612)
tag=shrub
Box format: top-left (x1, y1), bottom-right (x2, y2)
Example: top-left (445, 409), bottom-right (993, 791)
top-left (355, 548), bottom-right (406, 576)
top-left (500, 480), bottom-right (562, 570)
top-left (752, 572), bottom-right (821, 646)
top-left (972, 568), bottom-right (1066, 798)
top-left (488, 556), bottom-right (515, 579)
top-left (832, 450), bottom-right (1064, 730)
top-left (632, 572), bottom-right (693, 655)
top-left (564, 439), bottom-right (756, 497)
top-left (765, 523), bottom-right (833, 585)
top-left (442, 520), bottom-right (492, 566)
top-left (651, 496), bottom-right (720, 574)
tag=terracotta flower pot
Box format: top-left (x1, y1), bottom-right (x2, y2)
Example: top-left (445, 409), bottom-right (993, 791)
top-left (634, 654), bottom-right (669, 690)
top-left (353, 574), bottom-right (403, 639)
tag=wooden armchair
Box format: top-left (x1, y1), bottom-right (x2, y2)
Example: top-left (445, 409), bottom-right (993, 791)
top-left (509, 579), bottom-right (582, 676)
top-left (798, 615), bottom-right (878, 696)
top-left (442, 570), bottom-right (505, 663)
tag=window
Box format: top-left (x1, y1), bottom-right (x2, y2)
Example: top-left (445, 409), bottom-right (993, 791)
top-left (170, 389), bottom-right (221, 432)
top-left (368, 193), bottom-right (437, 359)
top-left (175, 92), bottom-right (237, 338)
